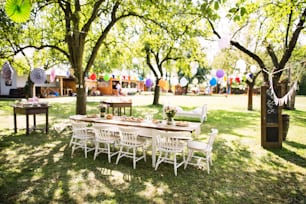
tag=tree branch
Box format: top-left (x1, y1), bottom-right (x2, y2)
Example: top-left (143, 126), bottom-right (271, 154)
top-left (15, 45), bottom-right (70, 59)
top-left (82, 0), bottom-right (105, 34)
top-left (230, 40), bottom-right (269, 82)
top-left (285, 7), bottom-right (293, 49)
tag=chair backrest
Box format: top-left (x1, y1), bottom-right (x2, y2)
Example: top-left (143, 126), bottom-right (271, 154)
top-left (92, 124), bottom-right (117, 141)
top-left (207, 129), bottom-right (218, 150)
top-left (71, 120), bottom-right (89, 138)
top-left (118, 127), bottom-right (139, 145)
top-left (157, 131), bottom-right (191, 150)
top-left (201, 104), bottom-right (207, 116)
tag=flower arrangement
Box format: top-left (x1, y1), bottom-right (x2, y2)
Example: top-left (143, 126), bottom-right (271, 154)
top-left (98, 104), bottom-right (108, 117)
top-left (164, 105), bottom-right (177, 118)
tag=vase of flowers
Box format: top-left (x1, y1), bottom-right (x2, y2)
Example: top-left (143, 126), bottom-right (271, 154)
top-left (98, 104), bottom-right (107, 118)
top-left (164, 105), bottom-right (177, 125)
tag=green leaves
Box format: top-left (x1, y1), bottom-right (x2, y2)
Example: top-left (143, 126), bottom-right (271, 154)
top-left (227, 5), bottom-right (247, 22)
top-left (5, 0), bottom-right (32, 23)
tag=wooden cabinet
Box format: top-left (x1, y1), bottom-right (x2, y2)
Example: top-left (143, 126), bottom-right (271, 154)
top-left (261, 86), bottom-right (283, 148)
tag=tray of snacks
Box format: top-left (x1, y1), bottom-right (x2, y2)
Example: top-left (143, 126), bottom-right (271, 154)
top-left (152, 119), bottom-right (163, 124)
top-left (175, 121), bottom-right (189, 127)
top-left (121, 116), bottom-right (144, 123)
top-left (87, 114), bottom-right (99, 118)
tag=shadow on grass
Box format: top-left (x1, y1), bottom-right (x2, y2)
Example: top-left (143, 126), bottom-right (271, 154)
top-left (1, 126), bottom-right (305, 203)
top-left (266, 146), bottom-right (306, 168)
top-left (0, 103), bottom-right (305, 203)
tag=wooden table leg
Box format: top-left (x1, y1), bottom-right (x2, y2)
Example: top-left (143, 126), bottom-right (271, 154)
top-left (26, 114), bottom-right (29, 135)
top-left (14, 112), bottom-right (17, 133)
top-left (46, 110), bottom-right (49, 133)
top-left (33, 114), bottom-right (36, 129)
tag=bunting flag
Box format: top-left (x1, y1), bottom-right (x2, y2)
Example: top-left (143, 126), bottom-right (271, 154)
top-left (268, 72), bottom-right (298, 106)
top-left (30, 68), bottom-right (46, 84)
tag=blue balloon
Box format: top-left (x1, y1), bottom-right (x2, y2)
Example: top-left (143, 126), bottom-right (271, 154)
top-left (210, 77), bottom-right (217, 86)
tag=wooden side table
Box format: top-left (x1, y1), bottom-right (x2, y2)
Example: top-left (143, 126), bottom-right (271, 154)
top-left (101, 101), bottom-right (132, 116)
top-left (13, 105), bottom-right (50, 135)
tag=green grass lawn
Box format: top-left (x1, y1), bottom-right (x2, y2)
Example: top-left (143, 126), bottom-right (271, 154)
top-left (0, 95), bottom-right (305, 203)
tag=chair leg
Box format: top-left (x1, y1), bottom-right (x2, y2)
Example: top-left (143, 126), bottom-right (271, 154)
top-left (107, 144), bottom-right (111, 163)
top-left (84, 142), bottom-right (88, 158)
top-left (71, 144), bottom-right (75, 158)
top-left (155, 151), bottom-right (162, 170)
top-left (174, 153), bottom-right (177, 176)
top-left (116, 146), bottom-right (123, 165)
top-left (69, 137), bottom-right (73, 147)
top-left (184, 150), bottom-right (193, 169)
top-left (133, 147), bottom-right (136, 169)
top-left (93, 143), bottom-right (99, 160)
top-left (143, 146), bottom-right (146, 162)
top-left (206, 158), bottom-right (210, 174)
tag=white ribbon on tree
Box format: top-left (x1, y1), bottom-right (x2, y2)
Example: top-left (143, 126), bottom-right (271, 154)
top-left (266, 68), bottom-right (298, 106)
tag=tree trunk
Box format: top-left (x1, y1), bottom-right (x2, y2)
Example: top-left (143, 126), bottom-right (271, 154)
top-left (247, 84), bottom-right (254, 111)
top-left (76, 86), bottom-right (87, 115)
top-left (153, 78), bottom-right (161, 105)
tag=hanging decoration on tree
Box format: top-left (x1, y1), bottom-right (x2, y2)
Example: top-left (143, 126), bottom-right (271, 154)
top-left (250, 65), bottom-right (257, 73)
top-left (179, 77), bottom-right (188, 87)
top-left (5, 0), bottom-right (32, 23)
top-left (30, 68), bottom-right (46, 84)
top-left (218, 36), bottom-right (231, 50)
top-left (216, 69), bottom-right (224, 78)
top-left (50, 68), bottom-right (56, 82)
top-left (103, 74), bottom-right (110, 81)
top-left (190, 61), bottom-right (198, 76)
top-left (145, 78), bottom-right (153, 87)
top-left (209, 77), bottom-right (217, 86)
top-left (1, 61), bottom-right (14, 81)
top-left (236, 59), bottom-right (246, 73)
top-left (266, 69), bottom-right (298, 106)
top-left (90, 73), bottom-right (97, 80)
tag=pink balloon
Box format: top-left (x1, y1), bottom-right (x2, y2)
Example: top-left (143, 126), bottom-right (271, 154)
top-left (50, 68), bottom-right (56, 82)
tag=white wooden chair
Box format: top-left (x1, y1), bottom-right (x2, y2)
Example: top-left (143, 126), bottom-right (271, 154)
top-left (155, 130), bottom-right (191, 176)
top-left (184, 129), bottom-right (218, 174)
top-left (70, 121), bottom-right (95, 158)
top-left (92, 124), bottom-right (119, 163)
top-left (116, 127), bottom-right (146, 169)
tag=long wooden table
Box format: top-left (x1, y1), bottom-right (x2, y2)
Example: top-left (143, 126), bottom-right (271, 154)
top-left (70, 115), bottom-right (201, 167)
top-left (13, 105), bottom-right (50, 135)
top-left (101, 100), bottom-right (132, 116)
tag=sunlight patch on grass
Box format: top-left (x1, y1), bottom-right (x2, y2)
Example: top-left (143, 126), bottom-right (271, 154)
top-left (67, 169), bottom-right (116, 202)
top-left (136, 180), bottom-right (171, 201)
top-left (108, 170), bottom-right (130, 190)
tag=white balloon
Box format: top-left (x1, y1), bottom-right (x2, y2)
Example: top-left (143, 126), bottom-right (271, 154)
top-left (180, 77), bottom-right (188, 87)
top-left (236, 59), bottom-right (246, 73)
top-left (190, 62), bottom-right (198, 76)
top-left (170, 77), bottom-right (178, 85)
top-left (250, 65), bottom-right (257, 73)
top-left (210, 69), bottom-right (217, 76)
top-left (192, 78), bottom-right (198, 84)
top-left (218, 36), bottom-right (231, 49)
